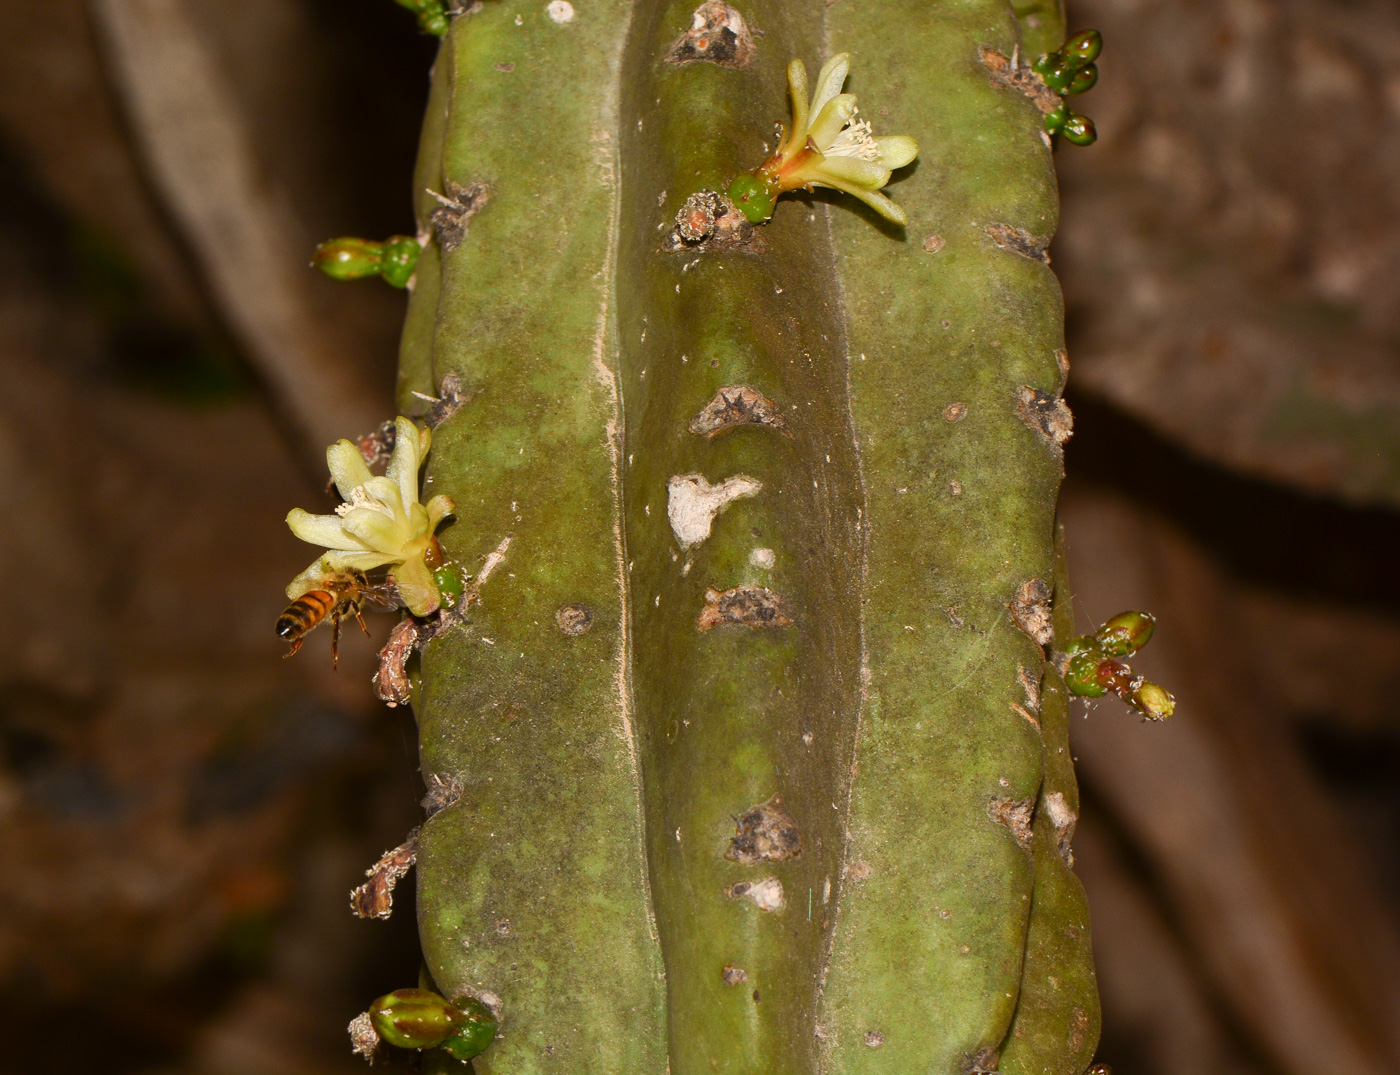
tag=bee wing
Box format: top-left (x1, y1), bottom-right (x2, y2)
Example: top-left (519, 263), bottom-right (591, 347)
top-left (361, 582), bottom-right (404, 613)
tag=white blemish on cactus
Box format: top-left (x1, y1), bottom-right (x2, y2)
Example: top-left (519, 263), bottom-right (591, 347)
top-left (750, 547), bottom-right (775, 569)
top-left (725, 877), bottom-right (785, 912)
top-left (546, 0), bottom-right (574, 23)
top-left (666, 473), bottom-right (761, 548)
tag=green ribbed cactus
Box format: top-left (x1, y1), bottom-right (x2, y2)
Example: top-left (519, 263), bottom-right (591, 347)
top-left (318, 1), bottom-right (1125, 1071)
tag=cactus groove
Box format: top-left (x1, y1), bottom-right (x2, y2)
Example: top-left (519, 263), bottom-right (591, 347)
top-left (394, 1), bottom-right (1100, 1072)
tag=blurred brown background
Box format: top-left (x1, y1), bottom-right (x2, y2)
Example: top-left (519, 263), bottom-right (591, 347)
top-left (0, 0), bottom-right (1396, 1072)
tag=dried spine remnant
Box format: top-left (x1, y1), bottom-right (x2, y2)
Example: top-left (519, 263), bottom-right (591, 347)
top-left (348, 1011), bottom-right (381, 1060)
top-left (351, 829), bottom-right (420, 920)
top-left (727, 795), bottom-right (803, 864)
top-left (556, 603), bottom-right (594, 635)
top-left (421, 772), bottom-right (465, 816)
top-left (374, 616), bottom-right (424, 707)
top-left (667, 473), bottom-right (762, 548)
top-left (979, 46), bottom-right (1062, 115)
top-left (697, 585), bottom-right (794, 631)
top-left (429, 180), bottom-right (489, 251)
top-left (721, 964), bottom-right (749, 985)
top-left (725, 877), bottom-right (785, 911)
top-left (689, 385), bottom-right (789, 439)
top-left (1009, 577), bottom-right (1054, 647)
top-left (665, 1), bottom-right (755, 68)
top-left (965, 1046), bottom-right (1003, 1075)
top-left (1016, 386), bottom-right (1074, 456)
top-left (864, 1030), bottom-right (886, 1048)
top-left (986, 223), bottom-right (1050, 262)
top-left (988, 796), bottom-right (1035, 852)
top-left (1043, 790), bottom-right (1078, 865)
top-left (665, 190), bottom-right (758, 251)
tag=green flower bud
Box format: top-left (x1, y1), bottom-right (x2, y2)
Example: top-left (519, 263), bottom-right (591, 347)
top-left (1064, 63), bottom-right (1099, 96)
top-left (1095, 658), bottom-right (1139, 697)
top-left (1094, 610), bottom-right (1155, 658)
top-left (369, 989), bottom-right (468, 1050)
top-left (1132, 682), bottom-right (1176, 720)
top-left (1061, 112), bottom-right (1098, 146)
top-left (1036, 60), bottom-right (1075, 93)
top-left (381, 236), bottom-right (422, 288)
top-left (313, 235), bottom-right (420, 287)
top-left (1044, 106), bottom-right (1070, 136)
top-left (1032, 51), bottom-right (1063, 79)
top-left (727, 173), bottom-right (778, 224)
top-left (393, 0), bottom-right (450, 36)
top-left (1061, 634), bottom-right (1097, 659)
top-left (437, 996), bottom-right (499, 1061)
top-left (1063, 29), bottom-right (1104, 66)
top-left (313, 237), bottom-right (387, 281)
top-left (433, 564), bottom-right (465, 608)
top-left (1065, 652), bottom-right (1108, 697)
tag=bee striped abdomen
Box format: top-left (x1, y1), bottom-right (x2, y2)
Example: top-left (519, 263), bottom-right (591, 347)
top-left (277, 589), bottom-right (337, 641)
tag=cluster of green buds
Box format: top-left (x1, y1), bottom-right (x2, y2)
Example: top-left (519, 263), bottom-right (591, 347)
top-left (1034, 29), bottom-right (1102, 146)
top-left (726, 53), bottom-right (918, 226)
top-left (1061, 610), bottom-right (1176, 720)
top-left (312, 235), bottom-right (421, 289)
top-left (369, 988), bottom-right (499, 1061)
top-left (392, 0), bottom-right (451, 37)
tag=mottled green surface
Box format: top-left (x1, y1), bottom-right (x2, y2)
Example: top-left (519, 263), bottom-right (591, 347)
top-left (1000, 532), bottom-right (1100, 1074)
top-left (616, 5), bottom-right (860, 1072)
top-left (411, 5), bottom-right (667, 1073)
top-left (817, 3), bottom-right (1069, 1071)
top-left (405, 2), bottom-right (1099, 1072)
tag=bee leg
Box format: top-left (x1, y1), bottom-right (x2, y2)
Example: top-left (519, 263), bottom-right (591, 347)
top-left (283, 637), bottom-right (304, 659)
top-left (354, 606), bottom-right (370, 637)
top-left (330, 612), bottom-right (341, 671)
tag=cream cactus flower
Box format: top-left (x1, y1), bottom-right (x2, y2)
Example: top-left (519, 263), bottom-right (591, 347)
top-left (727, 53), bottom-right (919, 225)
top-left (286, 416), bottom-right (454, 617)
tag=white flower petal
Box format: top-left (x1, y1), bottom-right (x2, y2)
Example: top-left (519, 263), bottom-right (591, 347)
top-left (786, 59), bottom-right (810, 147)
top-left (363, 476), bottom-right (410, 529)
top-left (322, 550), bottom-right (399, 573)
top-left (392, 554), bottom-right (440, 617)
top-left (877, 135), bottom-right (919, 170)
top-left (387, 416), bottom-right (425, 508)
top-left (814, 154), bottom-right (892, 191)
top-left (327, 441), bottom-right (373, 502)
top-left (341, 508), bottom-right (410, 555)
top-left (842, 185), bottom-right (909, 226)
top-left (286, 557), bottom-right (335, 600)
top-left (425, 494), bottom-right (455, 530)
top-left (809, 53), bottom-right (850, 120)
top-left (808, 94), bottom-right (857, 151)
top-left (287, 508), bottom-right (373, 552)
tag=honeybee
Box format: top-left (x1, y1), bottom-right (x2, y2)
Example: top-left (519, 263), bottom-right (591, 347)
top-left (276, 570), bottom-right (400, 667)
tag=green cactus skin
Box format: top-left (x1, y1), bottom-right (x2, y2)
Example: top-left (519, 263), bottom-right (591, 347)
top-left (617, 5), bottom-right (861, 1072)
top-left (406, 3), bottom-right (669, 1072)
top-left (997, 534), bottom-right (1100, 1075)
top-left (392, 2), bottom-right (1103, 1073)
